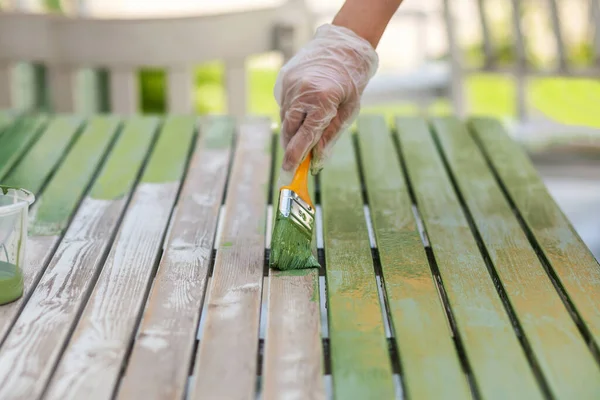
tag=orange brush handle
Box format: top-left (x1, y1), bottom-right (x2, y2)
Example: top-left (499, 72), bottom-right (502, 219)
top-left (281, 153), bottom-right (313, 208)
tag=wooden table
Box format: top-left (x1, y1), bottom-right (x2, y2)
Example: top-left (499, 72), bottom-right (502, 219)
top-left (0, 111), bottom-right (599, 400)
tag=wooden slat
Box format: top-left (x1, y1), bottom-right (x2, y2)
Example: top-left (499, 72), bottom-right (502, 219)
top-left (109, 68), bottom-right (139, 114)
top-left (43, 116), bottom-right (195, 400)
top-left (0, 114), bottom-right (48, 180)
top-left (2, 115), bottom-right (83, 194)
top-left (509, 0), bottom-right (528, 120)
top-left (0, 117), bottom-right (158, 400)
top-left (0, 109), bottom-right (18, 136)
top-left (591, 0), bottom-right (600, 66)
top-left (320, 130), bottom-right (395, 398)
top-left (0, 116), bottom-right (119, 344)
top-left (395, 117), bottom-right (542, 400)
top-left (475, 0), bottom-right (494, 68)
top-left (262, 135), bottom-right (324, 400)
top-left (357, 115), bottom-right (470, 399)
top-left (469, 117), bottom-right (600, 353)
top-left (225, 59), bottom-right (247, 120)
top-left (117, 116), bottom-right (234, 400)
top-left (49, 65), bottom-right (77, 113)
top-left (434, 117), bottom-right (600, 398)
top-left (166, 67), bottom-right (194, 113)
top-left (546, 0), bottom-right (567, 71)
top-left (0, 62), bottom-right (13, 109)
top-left (441, 0), bottom-right (466, 117)
top-left (188, 117), bottom-right (272, 400)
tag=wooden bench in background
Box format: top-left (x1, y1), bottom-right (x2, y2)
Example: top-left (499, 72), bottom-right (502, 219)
top-left (0, 110), bottom-right (599, 399)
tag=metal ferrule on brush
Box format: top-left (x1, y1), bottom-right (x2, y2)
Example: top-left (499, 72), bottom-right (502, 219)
top-left (278, 188), bottom-right (315, 238)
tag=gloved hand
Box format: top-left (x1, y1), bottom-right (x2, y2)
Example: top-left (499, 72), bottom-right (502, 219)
top-left (274, 23), bottom-right (379, 176)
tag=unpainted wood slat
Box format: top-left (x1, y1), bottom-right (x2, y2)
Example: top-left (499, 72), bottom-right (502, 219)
top-left (262, 135), bottom-right (324, 400)
top-left (0, 116), bottom-right (119, 344)
top-left (469, 116), bottom-right (600, 355)
top-left (395, 117), bottom-right (542, 400)
top-left (0, 117), bottom-right (158, 400)
top-left (189, 117), bottom-right (272, 400)
top-left (2, 115), bottom-right (83, 194)
top-left (357, 115), bottom-right (470, 400)
top-left (166, 67), bottom-right (194, 113)
top-left (0, 114), bottom-right (48, 180)
top-left (320, 129), bottom-right (395, 399)
top-left (434, 117), bottom-right (600, 398)
top-left (42, 116), bottom-right (195, 400)
top-left (109, 68), bottom-right (139, 114)
top-left (117, 116), bottom-right (234, 400)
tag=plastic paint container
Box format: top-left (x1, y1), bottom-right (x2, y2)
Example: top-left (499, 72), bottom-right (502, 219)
top-left (0, 186), bottom-right (35, 305)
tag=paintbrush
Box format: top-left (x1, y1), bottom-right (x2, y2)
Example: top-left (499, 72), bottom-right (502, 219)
top-left (270, 153), bottom-right (320, 271)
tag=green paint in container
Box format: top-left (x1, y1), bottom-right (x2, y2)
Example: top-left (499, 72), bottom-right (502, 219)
top-left (0, 185), bottom-right (34, 305)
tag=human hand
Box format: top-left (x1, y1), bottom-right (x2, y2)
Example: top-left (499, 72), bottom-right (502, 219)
top-left (274, 23), bottom-right (379, 176)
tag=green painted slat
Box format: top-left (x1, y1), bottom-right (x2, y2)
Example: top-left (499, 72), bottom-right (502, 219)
top-left (29, 116), bottom-right (121, 236)
top-left (434, 117), bottom-right (600, 398)
top-left (141, 116), bottom-right (197, 184)
top-left (0, 115), bottom-right (48, 181)
top-left (357, 115), bottom-right (470, 399)
top-left (0, 110), bottom-right (18, 138)
top-left (89, 116), bottom-right (160, 201)
top-left (469, 117), bottom-right (600, 353)
top-left (3, 115), bottom-right (83, 194)
top-left (395, 117), bottom-right (543, 400)
top-left (321, 130), bottom-right (395, 399)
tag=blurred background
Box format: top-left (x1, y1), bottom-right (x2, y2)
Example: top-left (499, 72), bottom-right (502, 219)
top-left (0, 0), bottom-right (598, 258)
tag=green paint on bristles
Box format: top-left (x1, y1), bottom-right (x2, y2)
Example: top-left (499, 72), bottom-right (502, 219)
top-left (270, 209), bottom-right (320, 271)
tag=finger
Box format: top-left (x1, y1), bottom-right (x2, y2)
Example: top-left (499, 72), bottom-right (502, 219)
top-left (311, 103), bottom-right (357, 174)
top-left (282, 121), bottom-right (319, 172)
top-left (281, 109), bottom-right (305, 149)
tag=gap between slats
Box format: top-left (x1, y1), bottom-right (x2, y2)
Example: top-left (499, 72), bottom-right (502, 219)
top-left (429, 123), bottom-right (554, 398)
top-left (469, 124), bottom-right (600, 366)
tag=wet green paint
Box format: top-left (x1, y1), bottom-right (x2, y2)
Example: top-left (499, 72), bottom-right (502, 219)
top-left (141, 116), bottom-right (196, 184)
top-left (270, 211), bottom-right (320, 271)
top-left (396, 117), bottom-right (542, 400)
top-left (29, 116), bottom-right (120, 236)
top-left (470, 117), bottom-right (600, 356)
top-left (90, 116), bottom-right (159, 200)
top-left (321, 129), bottom-right (395, 399)
top-left (221, 241), bottom-right (233, 247)
top-left (0, 115), bottom-right (48, 181)
top-left (0, 260), bottom-right (23, 305)
top-left (357, 115), bottom-right (470, 400)
top-left (3, 115), bottom-right (83, 195)
top-left (434, 117), bottom-right (600, 398)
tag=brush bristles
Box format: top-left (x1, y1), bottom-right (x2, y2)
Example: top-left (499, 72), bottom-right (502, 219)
top-left (270, 211), bottom-right (320, 271)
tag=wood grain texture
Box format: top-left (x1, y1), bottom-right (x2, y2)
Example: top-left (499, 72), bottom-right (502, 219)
top-left (395, 117), bottom-right (542, 400)
top-left (3, 115), bottom-right (83, 194)
top-left (262, 135), bottom-right (324, 400)
top-left (320, 129), bottom-right (395, 399)
top-left (0, 117), bottom-right (158, 400)
top-left (433, 117), bottom-right (600, 398)
top-left (469, 117), bottom-right (600, 352)
top-left (28, 116), bottom-right (121, 236)
top-left (117, 116), bottom-right (234, 400)
top-left (357, 115), bottom-right (470, 400)
top-left (0, 114), bottom-right (48, 180)
top-left (188, 117), bottom-right (272, 400)
top-left (43, 116), bottom-right (195, 400)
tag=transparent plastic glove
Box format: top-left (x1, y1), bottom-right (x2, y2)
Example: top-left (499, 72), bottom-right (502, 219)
top-left (274, 23), bottom-right (379, 176)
